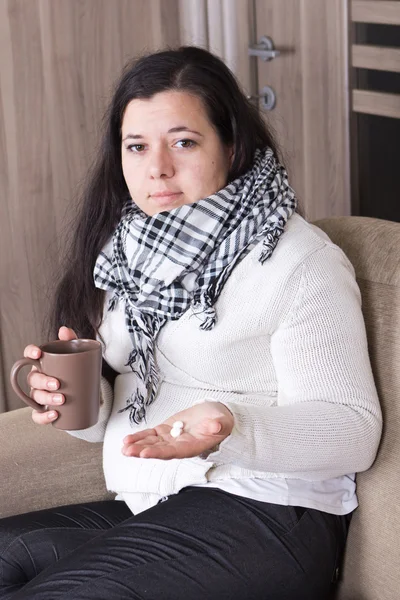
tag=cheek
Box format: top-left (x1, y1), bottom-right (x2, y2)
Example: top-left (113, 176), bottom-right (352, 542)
top-left (122, 160), bottom-right (141, 195)
top-left (204, 158), bottom-right (229, 192)
top-left (121, 159), bottom-right (130, 186)
top-left (188, 158), bottom-right (227, 194)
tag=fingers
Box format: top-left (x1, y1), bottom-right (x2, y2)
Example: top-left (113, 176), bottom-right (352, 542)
top-left (123, 442), bottom-right (175, 460)
top-left (24, 345), bottom-right (62, 416)
top-left (27, 370), bottom-right (60, 392)
top-left (123, 429), bottom-right (157, 445)
top-left (24, 327), bottom-right (77, 359)
top-left (27, 367), bottom-right (64, 424)
top-left (24, 344), bottom-right (41, 359)
top-left (138, 446), bottom-right (175, 460)
top-left (29, 386), bottom-right (64, 427)
top-left (122, 435), bottom-right (162, 455)
top-left (31, 408), bottom-right (59, 425)
top-left (25, 326), bottom-right (76, 393)
top-left (29, 369), bottom-right (64, 426)
top-left (31, 387), bottom-right (64, 407)
top-left (58, 326), bottom-right (77, 341)
top-left (25, 326), bottom-right (75, 427)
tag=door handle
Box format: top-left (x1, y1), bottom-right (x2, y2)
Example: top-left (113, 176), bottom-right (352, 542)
top-left (248, 36), bottom-right (280, 61)
top-left (247, 86), bottom-right (276, 111)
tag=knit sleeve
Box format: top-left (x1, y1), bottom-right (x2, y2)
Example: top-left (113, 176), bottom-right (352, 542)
top-left (64, 376), bottom-right (113, 443)
top-left (205, 244), bottom-right (383, 479)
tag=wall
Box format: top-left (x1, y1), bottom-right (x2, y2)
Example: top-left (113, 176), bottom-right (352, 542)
top-left (0, 0), bottom-right (180, 411)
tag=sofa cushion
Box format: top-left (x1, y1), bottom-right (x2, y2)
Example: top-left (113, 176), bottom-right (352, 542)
top-left (0, 406), bottom-right (113, 518)
top-left (315, 217), bottom-right (400, 600)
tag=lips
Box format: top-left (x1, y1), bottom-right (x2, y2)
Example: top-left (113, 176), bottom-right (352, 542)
top-left (151, 191), bottom-right (182, 207)
top-left (151, 191), bottom-right (181, 198)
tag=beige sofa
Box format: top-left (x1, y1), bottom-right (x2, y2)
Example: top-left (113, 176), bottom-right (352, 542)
top-left (1, 216), bottom-right (399, 599)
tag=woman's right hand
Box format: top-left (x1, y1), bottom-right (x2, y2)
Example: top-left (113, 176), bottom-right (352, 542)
top-left (25, 326), bottom-right (77, 425)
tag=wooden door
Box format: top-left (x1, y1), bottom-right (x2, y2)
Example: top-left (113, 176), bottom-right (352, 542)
top-left (252, 0), bottom-right (351, 220)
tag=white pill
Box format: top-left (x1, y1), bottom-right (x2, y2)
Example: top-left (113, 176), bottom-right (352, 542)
top-left (170, 428), bottom-right (182, 438)
top-left (172, 421), bottom-right (184, 429)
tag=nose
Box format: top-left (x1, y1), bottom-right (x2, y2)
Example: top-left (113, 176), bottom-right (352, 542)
top-left (148, 146), bottom-right (175, 179)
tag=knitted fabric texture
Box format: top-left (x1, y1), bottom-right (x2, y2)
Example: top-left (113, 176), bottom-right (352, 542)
top-left (93, 147), bottom-right (297, 424)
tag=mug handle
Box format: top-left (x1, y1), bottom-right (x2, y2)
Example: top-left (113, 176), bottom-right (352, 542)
top-left (10, 358), bottom-right (47, 412)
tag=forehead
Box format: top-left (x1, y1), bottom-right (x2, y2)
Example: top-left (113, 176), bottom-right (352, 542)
top-left (121, 91), bottom-right (211, 132)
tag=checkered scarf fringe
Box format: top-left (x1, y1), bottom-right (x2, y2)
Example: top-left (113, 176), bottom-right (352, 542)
top-left (94, 147), bottom-right (297, 425)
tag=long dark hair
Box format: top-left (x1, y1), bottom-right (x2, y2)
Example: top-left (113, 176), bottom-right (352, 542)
top-left (49, 46), bottom-right (288, 340)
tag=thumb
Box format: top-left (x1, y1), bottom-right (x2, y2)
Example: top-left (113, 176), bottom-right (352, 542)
top-left (58, 326), bottom-right (78, 341)
top-left (198, 418), bottom-right (224, 437)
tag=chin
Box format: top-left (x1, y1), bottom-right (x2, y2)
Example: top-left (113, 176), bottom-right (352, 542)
top-left (150, 197), bottom-right (189, 215)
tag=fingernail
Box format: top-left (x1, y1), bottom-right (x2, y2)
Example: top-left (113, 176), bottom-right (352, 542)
top-left (33, 350), bottom-right (40, 358)
top-left (48, 411), bottom-right (57, 419)
top-left (47, 380), bottom-right (58, 390)
top-left (52, 394), bottom-right (63, 404)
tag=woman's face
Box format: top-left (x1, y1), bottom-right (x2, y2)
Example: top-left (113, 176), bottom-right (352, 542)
top-left (121, 90), bottom-right (233, 216)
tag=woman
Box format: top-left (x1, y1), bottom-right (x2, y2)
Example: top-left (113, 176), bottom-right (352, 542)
top-left (0, 46), bottom-right (382, 599)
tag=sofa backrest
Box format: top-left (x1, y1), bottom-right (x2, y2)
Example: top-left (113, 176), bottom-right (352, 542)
top-left (314, 217), bottom-right (400, 600)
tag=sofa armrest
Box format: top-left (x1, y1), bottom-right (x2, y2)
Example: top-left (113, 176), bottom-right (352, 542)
top-left (0, 407), bottom-right (114, 518)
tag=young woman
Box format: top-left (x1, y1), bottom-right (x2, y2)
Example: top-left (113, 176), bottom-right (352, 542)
top-left (0, 46), bottom-right (382, 600)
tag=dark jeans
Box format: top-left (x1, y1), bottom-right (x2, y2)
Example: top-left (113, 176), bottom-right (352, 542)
top-left (0, 487), bottom-right (350, 599)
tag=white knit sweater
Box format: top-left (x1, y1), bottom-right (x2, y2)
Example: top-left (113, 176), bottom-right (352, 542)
top-left (67, 214), bottom-right (382, 514)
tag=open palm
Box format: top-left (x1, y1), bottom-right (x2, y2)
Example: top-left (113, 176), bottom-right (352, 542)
top-left (121, 401), bottom-right (234, 460)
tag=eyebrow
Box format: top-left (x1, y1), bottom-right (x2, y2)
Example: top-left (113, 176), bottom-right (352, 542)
top-left (122, 126), bottom-right (204, 141)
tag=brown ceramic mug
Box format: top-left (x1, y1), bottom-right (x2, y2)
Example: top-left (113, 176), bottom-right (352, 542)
top-left (10, 339), bottom-right (102, 430)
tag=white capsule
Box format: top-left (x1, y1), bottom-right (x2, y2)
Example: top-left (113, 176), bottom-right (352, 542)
top-left (170, 427), bottom-right (182, 438)
top-left (172, 421), bottom-right (184, 429)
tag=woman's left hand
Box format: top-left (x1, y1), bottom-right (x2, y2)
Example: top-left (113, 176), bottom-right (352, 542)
top-left (121, 401), bottom-right (234, 460)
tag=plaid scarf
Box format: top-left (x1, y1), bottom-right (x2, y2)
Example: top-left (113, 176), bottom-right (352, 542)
top-left (94, 147), bottom-right (297, 425)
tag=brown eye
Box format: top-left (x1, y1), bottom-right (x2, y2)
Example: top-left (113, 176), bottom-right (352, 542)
top-left (127, 144), bottom-right (145, 152)
top-left (176, 139), bottom-right (196, 149)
